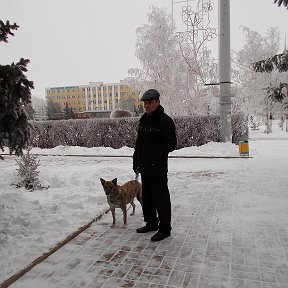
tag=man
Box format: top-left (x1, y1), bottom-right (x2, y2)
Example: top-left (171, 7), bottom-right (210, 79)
top-left (133, 89), bottom-right (177, 242)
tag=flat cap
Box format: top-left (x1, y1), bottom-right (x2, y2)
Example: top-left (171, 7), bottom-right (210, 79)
top-left (140, 89), bottom-right (160, 101)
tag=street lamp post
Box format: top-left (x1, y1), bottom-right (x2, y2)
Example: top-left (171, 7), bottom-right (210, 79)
top-left (219, 0), bottom-right (232, 142)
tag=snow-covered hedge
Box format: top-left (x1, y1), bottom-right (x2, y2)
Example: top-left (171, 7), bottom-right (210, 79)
top-left (28, 114), bottom-right (248, 149)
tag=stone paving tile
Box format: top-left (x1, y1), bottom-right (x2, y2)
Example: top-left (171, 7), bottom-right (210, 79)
top-left (9, 159), bottom-right (288, 288)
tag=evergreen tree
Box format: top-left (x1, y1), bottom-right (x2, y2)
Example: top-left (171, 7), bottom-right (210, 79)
top-left (64, 102), bottom-right (70, 119)
top-left (15, 149), bottom-right (46, 191)
top-left (70, 107), bottom-right (75, 119)
top-left (0, 20), bottom-right (34, 156)
top-left (64, 103), bottom-right (75, 119)
top-left (274, 0), bottom-right (288, 8)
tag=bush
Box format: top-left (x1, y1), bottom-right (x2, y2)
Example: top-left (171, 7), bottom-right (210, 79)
top-left (28, 114), bottom-right (248, 149)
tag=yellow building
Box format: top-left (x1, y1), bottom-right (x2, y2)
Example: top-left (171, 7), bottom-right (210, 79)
top-left (45, 81), bottom-right (141, 118)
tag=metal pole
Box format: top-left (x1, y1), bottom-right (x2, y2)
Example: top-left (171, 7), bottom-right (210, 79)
top-left (219, 0), bottom-right (232, 142)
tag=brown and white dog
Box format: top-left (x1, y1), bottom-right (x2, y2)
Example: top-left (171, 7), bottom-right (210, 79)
top-left (100, 178), bottom-right (143, 228)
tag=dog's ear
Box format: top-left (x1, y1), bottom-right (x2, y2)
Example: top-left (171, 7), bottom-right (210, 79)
top-left (100, 178), bottom-right (105, 186)
top-left (112, 178), bottom-right (117, 185)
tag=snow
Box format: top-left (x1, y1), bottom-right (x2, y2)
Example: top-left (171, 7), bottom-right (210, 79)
top-left (1, 120), bottom-right (288, 284)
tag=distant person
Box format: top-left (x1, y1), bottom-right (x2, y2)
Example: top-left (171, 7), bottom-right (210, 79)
top-left (133, 89), bottom-right (177, 242)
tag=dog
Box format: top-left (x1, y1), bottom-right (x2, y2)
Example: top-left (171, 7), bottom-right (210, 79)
top-left (100, 178), bottom-right (143, 228)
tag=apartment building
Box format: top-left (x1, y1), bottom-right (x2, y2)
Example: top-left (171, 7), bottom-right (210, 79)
top-left (45, 81), bottom-right (141, 118)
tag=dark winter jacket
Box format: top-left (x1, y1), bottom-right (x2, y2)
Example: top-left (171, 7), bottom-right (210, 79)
top-left (133, 105), bottom-right (177, 175)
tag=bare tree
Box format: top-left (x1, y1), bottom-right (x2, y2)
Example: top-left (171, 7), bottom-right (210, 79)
top-left (127, 5), bottom-right (217, 116)
top-left (232, 26), bottom-right (285, 132)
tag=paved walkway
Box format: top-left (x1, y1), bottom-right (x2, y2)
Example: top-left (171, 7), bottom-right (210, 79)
top-left (9, 140), bottom-right (288, 288)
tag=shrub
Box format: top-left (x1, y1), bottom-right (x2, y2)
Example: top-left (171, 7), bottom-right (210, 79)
top-left (14, 149), bottom-right (47, 191)
top-left (28, 114), bottom-right (248, 149)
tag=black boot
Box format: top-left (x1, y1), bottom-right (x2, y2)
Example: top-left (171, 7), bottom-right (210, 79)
top-left (136, 225), bottom-right (158, 233)
top-left (151, 231), bottom-right (171, 242)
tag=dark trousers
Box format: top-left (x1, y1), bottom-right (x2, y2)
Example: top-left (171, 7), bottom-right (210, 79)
top-left (141, 173), bottom-right (172, 233)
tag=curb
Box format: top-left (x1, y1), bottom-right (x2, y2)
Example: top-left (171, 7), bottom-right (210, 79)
top-left (1, 153), bottom-right (251, 159)
top-left (0, 208), bottom-right (110, 288)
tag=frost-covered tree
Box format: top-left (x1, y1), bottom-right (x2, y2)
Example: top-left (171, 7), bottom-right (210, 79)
top-left (23, 103), bottom-right (35, 120)
top-left (252, 46), bottom-right (288, 132)
top-left (32, 95), bottom-right (47, 121)
top-left (232, 26), bottom-right (284, 131)
top-left (119, 96), bottom-right (135, 113)
top-left (127, 6), bottom-right (181, 115)
top-left (127, 5), bottom-right (217, 116)
top-left (175, 0), bottom-right (218, 115)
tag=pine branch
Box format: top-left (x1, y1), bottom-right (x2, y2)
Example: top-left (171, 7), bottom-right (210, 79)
top-left (0, 20), bottom-right (19, 43)
top-left (274, 0), bottom-right (288, 9)
top-left (252, 50), bottom-right (288, 73)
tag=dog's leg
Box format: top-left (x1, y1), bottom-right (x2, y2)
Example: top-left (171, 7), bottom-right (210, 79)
top-left (122, 207), bottom-right (127, 229)
top-left (110, 207), bottom-right (116, 228)
top-left (130, 200), bottom-right (136, 216)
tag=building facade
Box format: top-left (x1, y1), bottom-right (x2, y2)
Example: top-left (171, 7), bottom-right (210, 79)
top-left (45, 81), bottom-right (141, 118)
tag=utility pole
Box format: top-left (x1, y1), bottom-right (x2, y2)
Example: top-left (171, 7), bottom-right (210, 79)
top-left (219, 0), bottom-right (232, 142)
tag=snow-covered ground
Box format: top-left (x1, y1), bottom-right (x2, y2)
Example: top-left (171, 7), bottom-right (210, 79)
top-left (0, 120), bottom-right (288, 284)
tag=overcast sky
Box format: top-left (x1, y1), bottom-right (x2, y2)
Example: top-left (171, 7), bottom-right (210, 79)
top-left (0, 0), bottom-right (287, 98)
